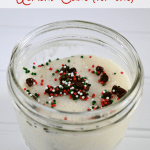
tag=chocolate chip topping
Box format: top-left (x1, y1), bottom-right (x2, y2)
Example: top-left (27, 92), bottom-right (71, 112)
top-left (96, 66), bottom-right (104, 76)
top-left (102, 92), bottom-right (112, 100)
top-left (26, 78), bottom-right (34, 87)
top-left (45, 65), bottom-right (90, 101)
top-left (112, 85), bottom-right (127, 99)
top-left (100, 73), bottom-right (108, 83)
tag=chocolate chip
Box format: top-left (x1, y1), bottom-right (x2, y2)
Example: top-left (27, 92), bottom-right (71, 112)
top-left (69, 67), bottom-right (77, 73)
top-left (112, 85), bottom-right (118, 94)
top-left (26, 78), bottom-right (34, 87)
top-left (100, 73), bottom-right (108, 83)
top-left (111, 85), bottom-right (127, 99)
top-left (102, 92), bottom-right (112, 99)
top-left (96, 66), bottom-right (104, 76)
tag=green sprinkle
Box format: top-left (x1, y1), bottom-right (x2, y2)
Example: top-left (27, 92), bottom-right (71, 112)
top-left (66, 79), bottom-right (69, 82)
top-left (33, 66), bottom-right (36, 69)
top-left (56, 58), bottom-right (59, 60)
top-left (23, 67), bottom-right (27, 70)
top-left (101, 76), bottom-right (103, 79)
top-left (68, 60), bottom-right (70, 63)
top-left (96, 106), bottom-right (99, 109)
top-left (34, 73), bottom-right (37, 75)
top-left (53, 99), bottom-right (56, 103)
top-left (67, 66), bottom-right (70, 69)
top-left (101, 95), bottom-right (104, 98)
top-left (102, 83), bottom-right (105, 86)
top-left (92, 101), bottom-right (96, 105)
top-left (118, 86), bottom-right (120, 87)
top-left (114, 73), bottom-right (116, 75)
top-left (46, 62), bottom-right (49, 65)
top-left (52, 73), bottom-right (55, 76)
top-left (49, 59), bottom-right (51, 62)
top-left (93, 71), bottom-right (95, 73)
top-left (46, 101), bottom-right (49, 104)
top-left (56, 69), bottom-right (60, 72)
top-left (81, 56), bottom-right (84, 58)
top-left (71, 56), bottom-right (74, 57)
top-left (89, 84), bottom-right (91, 86)
top-left (111, 100), bottom-right (113, 103)
top-left (92, 106), bottom-right (94, 109)
top-left (41, 64), bottom-right (44, 66)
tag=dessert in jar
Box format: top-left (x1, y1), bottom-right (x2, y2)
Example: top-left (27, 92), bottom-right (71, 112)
top-left (7, 21), bottom-right (144, 150)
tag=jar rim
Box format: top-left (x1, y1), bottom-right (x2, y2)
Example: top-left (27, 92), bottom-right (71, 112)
top-left (8, 20), bottom-right (144, 119)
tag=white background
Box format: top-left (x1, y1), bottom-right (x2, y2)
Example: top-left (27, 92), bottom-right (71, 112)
top-left (0, 9), bottom-right (150, 150)
top-left (1, 0), bottom-right (150, 8)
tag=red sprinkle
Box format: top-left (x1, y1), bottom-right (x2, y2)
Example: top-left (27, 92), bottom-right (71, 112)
top-left (54, 78), bottom-right (57, 81)
top-left (41, 79), bottom-right (44, 82)
top-left (33, 62), bottom-right (35, 65)
top-left (98, 79), bottom-right (101, 83)
top-left (24, 88), bottom-right (26, 91)
top-left (38, 93), bottom-right (40, 96)
top-left (44, 92), bottom-right (46, 95)
top-left (62, 64), bottom-right (64, 66)
top-left (88, 69), bottom-right (91, 72)
top-left (64, 117), bottom-right (67, 120)
top-left (49, 67), bottom-right (53, 70)
top-left (92, 93), bottom-right (95, 98)
top-left (92, 65), bottom-right (94, 68)
top-left (117, 98), bottom-right (120, 100)
top-left (38, 65), bottom-right (41, 67)
top-left (84, 87), bottom-right (86, 90)
top-left (121, 71), bottom-right (124, 74)
top-left (40, 83), bottom-right (43, 86)
top-left (55, 71), bottom-right (57, 73)
top-left (89, 56), bottom-right (92, 58)
top-left (43, 103), bottom-right (45, 105)
top-left (87, 109), bottom-right (90, 111)
top-left (103, 71), bottom-right (105, 74)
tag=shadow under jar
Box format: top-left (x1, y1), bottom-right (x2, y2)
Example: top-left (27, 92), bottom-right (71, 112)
top-left (7, 20), bottom-right (144, 150)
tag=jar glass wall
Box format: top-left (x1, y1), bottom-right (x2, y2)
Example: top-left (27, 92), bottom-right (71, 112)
top-left (7, 21), bottom-right (144, 150)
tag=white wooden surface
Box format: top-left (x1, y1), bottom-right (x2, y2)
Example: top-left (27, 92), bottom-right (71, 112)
top-left (0, 9), bottom-right (150, 150)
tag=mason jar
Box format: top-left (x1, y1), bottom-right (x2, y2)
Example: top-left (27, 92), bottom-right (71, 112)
top-left (7, 20), bottom-right (144, 150)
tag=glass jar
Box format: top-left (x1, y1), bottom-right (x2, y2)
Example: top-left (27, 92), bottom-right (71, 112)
top-left (7, 20), bottom-right (144, 150)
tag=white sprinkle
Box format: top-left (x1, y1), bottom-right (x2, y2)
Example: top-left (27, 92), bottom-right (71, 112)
top-left (49, 101), bottom-right (51, 103)
top-left (71, 91), bottom-right (74, 94)
top-left (76, 95), bottom-right (78, 98)
top-left (64, 66), bottom-right (66, 68)
top-left (49, 97), bottom-right (52, 99)
top-left (51, 96), bottom-right (53, 98)
top-left (86, 80), bottom-right (88, 83)
top-left (54, 86), bottom-right (56, 88)
top-left (82, 96), bottom-right (85, 99)
top-left (113, 90), bottom-right (115, 92)
top-left (52, 89), bottom-right (55, 92)
top-left (45, 87), bottom-right (48, 89)
top-left (60, 71), bottom-right (63, 73)
top-left (84, 85), bottom-right (87, 87)
top-left (29, 94), bottom-right (32, 96)
top-left (33, 82), bottom-right (35, 85)
top-left (109, 79), bottom-right (110, 81)
top-left (92, 99), bottom-right (95, 101)
top-left (78, 91), bottom-right (80, 94)
top-left (80, 93), bottom-right (83, 96)
top-left (106, 97), bottom-right (109, 99)
top-left (103, 91), bottom-right (106, 93)
top-left (38, 99), bottom-right (40, 102)
top-left (64, 93), bottom-right (66, 95)
top-left (60, 92), bottom-right (62, 94)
